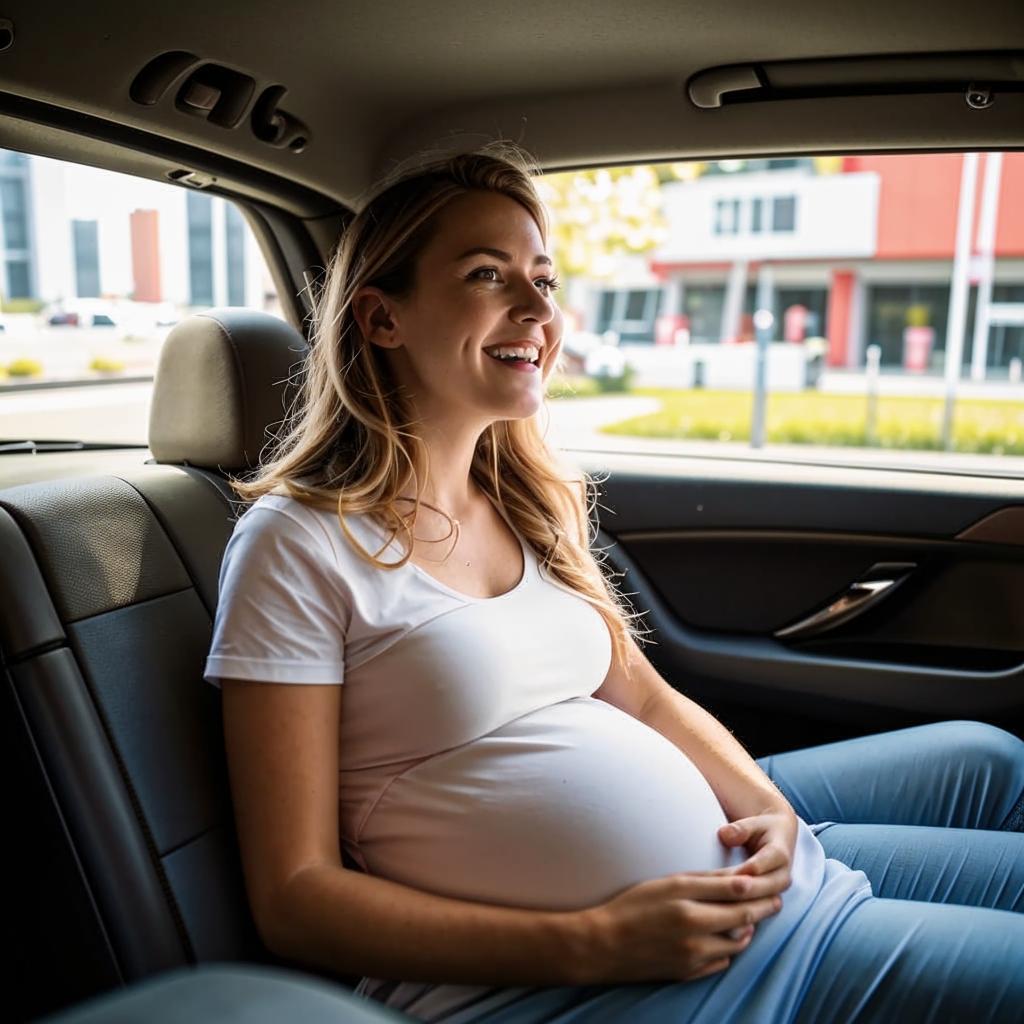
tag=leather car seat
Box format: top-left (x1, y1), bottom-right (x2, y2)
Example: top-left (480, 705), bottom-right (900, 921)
top-left (0, 309), bottom-right (375, 1022)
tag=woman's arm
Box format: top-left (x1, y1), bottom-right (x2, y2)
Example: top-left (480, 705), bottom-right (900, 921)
top-left (223, 676), bottom-right (588, 986)
top-left (269, 861), bottom-right (590, 986)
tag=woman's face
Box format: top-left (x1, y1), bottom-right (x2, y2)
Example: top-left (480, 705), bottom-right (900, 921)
top-left (362, 189), bottom-right (563, 427)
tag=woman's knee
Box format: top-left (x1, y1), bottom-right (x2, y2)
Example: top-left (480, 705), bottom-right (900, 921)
top-left (926, 721), bottom-right (1024, 830)
top-left (929, 720), bottom-right (1024, 772)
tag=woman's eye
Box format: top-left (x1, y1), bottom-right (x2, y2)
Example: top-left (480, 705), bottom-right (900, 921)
top-left (536, 276), bottom-right (561, 293)
top-left (470, 267), bottom-right (501, 282)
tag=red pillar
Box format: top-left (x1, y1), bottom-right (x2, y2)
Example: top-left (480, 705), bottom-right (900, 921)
top-left (826, 270), bottom-right (854, 367)
top-left (130, 209), bottom-right (162, 303)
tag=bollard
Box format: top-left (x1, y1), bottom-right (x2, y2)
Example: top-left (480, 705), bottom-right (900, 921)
top-left (865, 344), bottom-right (881, 446)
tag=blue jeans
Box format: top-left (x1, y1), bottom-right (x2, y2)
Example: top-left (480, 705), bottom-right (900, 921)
top-left (455, 720), bottom-right (1024, 1024)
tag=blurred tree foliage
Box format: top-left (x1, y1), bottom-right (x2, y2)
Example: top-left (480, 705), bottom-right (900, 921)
top-left (536, 165), bottom-right (669, 278)
top-left (536, 157), bottom-right (843, 280)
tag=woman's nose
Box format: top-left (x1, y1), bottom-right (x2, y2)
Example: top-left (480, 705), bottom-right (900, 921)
top-left (511, 282), bottom-right (555, 325)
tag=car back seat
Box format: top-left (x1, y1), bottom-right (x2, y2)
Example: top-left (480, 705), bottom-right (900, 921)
top-left (0, 308), bottom-right (363, 1022)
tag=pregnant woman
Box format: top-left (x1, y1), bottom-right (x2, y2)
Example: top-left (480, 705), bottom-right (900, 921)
top-left (204, 146), bottom-right (1024, 1023)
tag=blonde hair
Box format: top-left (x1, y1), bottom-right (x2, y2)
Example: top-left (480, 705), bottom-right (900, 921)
top-left (230, 142), bottom-right (650, 671)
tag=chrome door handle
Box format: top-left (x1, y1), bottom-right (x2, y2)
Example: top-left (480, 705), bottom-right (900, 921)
top-left (774, 562), bottom-right (916, 641)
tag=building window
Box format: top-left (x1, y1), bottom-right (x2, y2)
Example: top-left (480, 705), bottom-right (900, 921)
top-left (987, 284), bottom-right (1024, 370)
top-left (225, 203), bottom-right (246, 306)
top-left (1, 177), bottom-right (30, 250)
top-left (6, 259), bottom-right (31, 298)
top-left (867, 284), bottom-right (950, 368)
top-left (772, 196), bottom-right (797, 232)
top-left (72, 219), bottom-right (100, 298)
top-left (684, 285), bottom-right (727, 343)
top-left (713, 198), bottom-right (741, 235)
top-left (595, 287), bottom-right (662, 343)
top-left (187, 190), bottom-right (214, 307)
top-left (751, 198), bottom-right (764, 234)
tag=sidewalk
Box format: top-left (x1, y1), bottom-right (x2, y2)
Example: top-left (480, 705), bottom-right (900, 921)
top-left (818, 370), bottom-right (1024, 401)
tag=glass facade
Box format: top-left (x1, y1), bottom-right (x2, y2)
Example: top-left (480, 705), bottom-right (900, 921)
top-left (0, 155), bottom-right (34, 298)
top-left (72, 219), bottom-right (100, 297)
top-left (1, 178), bottom-right (29, 249)
top-left (6, 258), bottom-right (30, 298)
top-left (225, 202), bottom-right (246, 306)
top-left (187, 190), bottom-right (214, 307)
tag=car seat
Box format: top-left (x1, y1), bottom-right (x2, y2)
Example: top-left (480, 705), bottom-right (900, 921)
top-left (1, 309), bottom-right (383, 1022)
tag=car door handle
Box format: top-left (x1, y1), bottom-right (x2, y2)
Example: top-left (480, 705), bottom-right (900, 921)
top-left (774, 562), bottom-right (917, 640)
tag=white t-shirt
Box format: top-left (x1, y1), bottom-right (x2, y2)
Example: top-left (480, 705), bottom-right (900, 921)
top-left (204, 493), bottom-right (870, 1023)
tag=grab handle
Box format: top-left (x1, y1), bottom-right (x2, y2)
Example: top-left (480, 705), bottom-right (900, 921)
top-left (774, 562), bottom-right (916, 640)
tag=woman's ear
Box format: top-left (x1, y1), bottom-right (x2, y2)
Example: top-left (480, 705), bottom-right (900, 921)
top-left (352, 287), bottom-right (401, 349)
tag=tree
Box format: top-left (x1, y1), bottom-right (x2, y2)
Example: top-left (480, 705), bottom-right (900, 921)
top-left (536, 165), bottom-right (668, 279)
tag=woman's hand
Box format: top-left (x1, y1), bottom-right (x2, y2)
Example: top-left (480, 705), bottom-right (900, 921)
top-left (713, 810), bottom-right (798, 903)
top-left (571, 871), bottom-right (784, 985)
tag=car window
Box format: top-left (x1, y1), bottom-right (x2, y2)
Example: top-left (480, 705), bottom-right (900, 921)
top-left (0, 148), bottom-right (281, 445)
top-left (4, 148), bottom-right (1020, 477)
top-left (540, 153), bottom-right (1024, 477)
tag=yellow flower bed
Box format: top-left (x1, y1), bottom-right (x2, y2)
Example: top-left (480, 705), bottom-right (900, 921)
top-left (6, 357), bottom-right (44, 377)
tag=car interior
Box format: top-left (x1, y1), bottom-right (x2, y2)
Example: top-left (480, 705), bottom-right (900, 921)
top-left (1, 2), bottom-right (1022, 1021)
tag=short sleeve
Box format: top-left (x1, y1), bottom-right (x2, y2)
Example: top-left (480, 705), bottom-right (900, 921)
top-left (203, 504), bottom-right (351, 688)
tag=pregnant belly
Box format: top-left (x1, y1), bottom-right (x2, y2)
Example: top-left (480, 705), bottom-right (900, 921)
top-left (356, 696), bottom-right (745, 910)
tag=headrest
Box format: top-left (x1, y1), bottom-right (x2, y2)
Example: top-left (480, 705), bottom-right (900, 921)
top-left (148, 308), bottom-right (308, 472)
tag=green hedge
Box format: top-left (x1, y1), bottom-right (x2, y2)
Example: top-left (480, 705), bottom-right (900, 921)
top-left (546, 374), bottom-right (602, 399)
top-left (1, 297), bottom-right (46, 314)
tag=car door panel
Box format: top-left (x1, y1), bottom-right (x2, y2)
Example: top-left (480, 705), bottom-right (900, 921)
top-left (577, 452), bottom-right (1024, 754)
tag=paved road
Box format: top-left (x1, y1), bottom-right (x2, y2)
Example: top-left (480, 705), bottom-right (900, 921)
top-left (1, 382), bottom-right (1020, 476)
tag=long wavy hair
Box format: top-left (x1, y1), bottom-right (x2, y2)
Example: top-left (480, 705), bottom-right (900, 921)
top-left (230, 142), bottom-right (650, 670)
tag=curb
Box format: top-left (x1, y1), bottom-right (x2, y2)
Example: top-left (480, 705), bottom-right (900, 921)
top-left (0, 374), bottom-right (154, 394)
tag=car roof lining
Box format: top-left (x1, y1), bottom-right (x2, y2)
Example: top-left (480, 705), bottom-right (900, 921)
top-left (0, 1), bottom-right (1021, 210)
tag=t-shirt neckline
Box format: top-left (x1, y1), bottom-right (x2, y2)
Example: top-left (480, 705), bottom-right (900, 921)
top-left (365, 493), bottom-right (533, 604)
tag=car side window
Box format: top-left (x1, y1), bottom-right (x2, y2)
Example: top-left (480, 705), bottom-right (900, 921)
top-left (0, 148), bottom-right (281, 444)
top-left (540, 153), bottom-right (1024, 476)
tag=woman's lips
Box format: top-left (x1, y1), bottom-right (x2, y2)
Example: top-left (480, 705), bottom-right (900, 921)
top-left (489, 358), bottom-right (539, 373)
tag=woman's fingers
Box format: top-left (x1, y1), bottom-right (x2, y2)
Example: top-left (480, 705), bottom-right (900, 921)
top-left (718, 814), bottom-right (771, 846)
top-left (687, 895), bottom-right (782, 934)
top-left (699, 929), bottom-right (756, 961)
top-left (677, 871), bottom-right (784, 902)
top-left (710, 837), bottom-right (792, 892)
top-left (734, 842), bottom-right (790, 877)
top-left (689, 957), bottom-right (732, 980)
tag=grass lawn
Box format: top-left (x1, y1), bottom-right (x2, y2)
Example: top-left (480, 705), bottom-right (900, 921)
top-left (546, 374), bottom-right (603, 399)
top-left (598, 387), bottom-right (1024, 455)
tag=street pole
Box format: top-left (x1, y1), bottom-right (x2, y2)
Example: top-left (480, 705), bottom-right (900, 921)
top-left (942, 153), bottom-right (979, 451)
top-left (865, 344), bottom-right (881, 445)
top-left (750, 264), bottom-right (774, 449)
top-left (970, 152), bottom-right (1003, 382)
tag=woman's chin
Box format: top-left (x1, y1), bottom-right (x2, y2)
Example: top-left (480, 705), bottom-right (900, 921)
top-left (491, 394), bottom-right (544, 421)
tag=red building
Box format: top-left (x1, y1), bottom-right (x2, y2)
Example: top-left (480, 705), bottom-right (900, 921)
top-left (595, 154), bottom-right (1024, 375)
